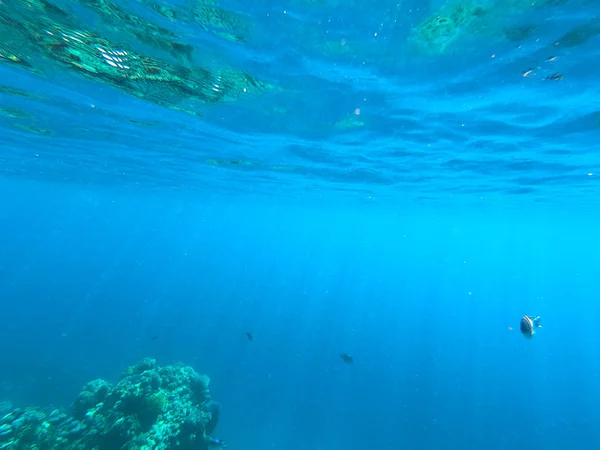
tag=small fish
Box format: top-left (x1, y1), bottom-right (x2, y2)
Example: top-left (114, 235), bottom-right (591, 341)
top-left (340, 353), bottom-right (353, 364)
top-left (208, 438), bottom-right (227, 448)
top-left (545, 56), bottom-right (557, 62)
top-left (546, 73), bottom-right (563, 80)
top-left (522, 68), bottom-right (536, 77)
top-left (520, 315), bottom-right (542, 339)
top-left (151, 335), bottom-right (159, 340)
top-left (246, 332), bottom-right (253, 341)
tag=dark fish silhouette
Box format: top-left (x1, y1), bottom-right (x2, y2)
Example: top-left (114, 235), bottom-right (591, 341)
top-left (246, 332), bottom-right (253, 341)
top-left (340, 353), bottom-right (353, 364)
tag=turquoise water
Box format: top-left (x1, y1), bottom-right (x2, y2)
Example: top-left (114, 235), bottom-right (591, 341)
top-left (1, 0), bottom-right (600, 449)
top-left (2, 0), bottom-right (599, 203)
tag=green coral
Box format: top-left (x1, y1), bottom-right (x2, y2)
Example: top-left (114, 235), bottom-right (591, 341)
top-left (0, 359), bottom-right (216, 450)
top-left (72, 379), bottom-right (111, 419)
top-left (146, 391), bottom-right (168, 412)
top-left (122, 358), bottom-right (158, 378)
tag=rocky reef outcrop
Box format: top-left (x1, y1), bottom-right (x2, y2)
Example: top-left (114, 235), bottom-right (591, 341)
top-left (0, 358), bottom-right (216, 450)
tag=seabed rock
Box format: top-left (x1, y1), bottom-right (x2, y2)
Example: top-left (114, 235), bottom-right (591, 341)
top-left (0, 358), bottom-right (215, 450)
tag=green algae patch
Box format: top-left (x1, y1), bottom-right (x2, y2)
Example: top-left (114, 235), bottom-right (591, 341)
top-left (0, 108), bottom-right (33, 119)
top-left (411, 0), bottom-right (584, 54)
top-left (0, 85), bottom-right (46, 101)
top-left (0, 0), bottom-right (272, 119)
top-left (555, 23), bottom-right (600, 47)
top-left (137, 0), bottom-right (252, 44)
top-left (15, 124), bottom-right (55, 136)
top-left (316, 39), bottom-right (356, 58)
top-left (205, 158), bottom-right (299, 173)
top-left (411, 0), bottom-right (487, 55)
top-left (334, 114), bottom-right (365, 130)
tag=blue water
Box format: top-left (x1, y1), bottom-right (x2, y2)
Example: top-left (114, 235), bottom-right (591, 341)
top-left (2, 0), bottom-right (600, 448)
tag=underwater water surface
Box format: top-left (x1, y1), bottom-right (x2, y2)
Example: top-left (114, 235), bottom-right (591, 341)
top-left (1, 0), bottom-right (599, 203)
top-left (1, 0), bottom-right (600, 449)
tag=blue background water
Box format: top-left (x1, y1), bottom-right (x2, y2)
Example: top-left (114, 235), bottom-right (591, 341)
top-left (2, 183), bottom-right (600, 449)
top-left (2, 0), bottom-right (600, 448)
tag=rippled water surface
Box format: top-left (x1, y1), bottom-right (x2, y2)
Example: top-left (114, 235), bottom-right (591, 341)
top-left (1, 0), bottom-right (599, 204)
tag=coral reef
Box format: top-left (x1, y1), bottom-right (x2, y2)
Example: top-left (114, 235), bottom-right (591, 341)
top-left (0, 358), bottom-right (217, 450)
